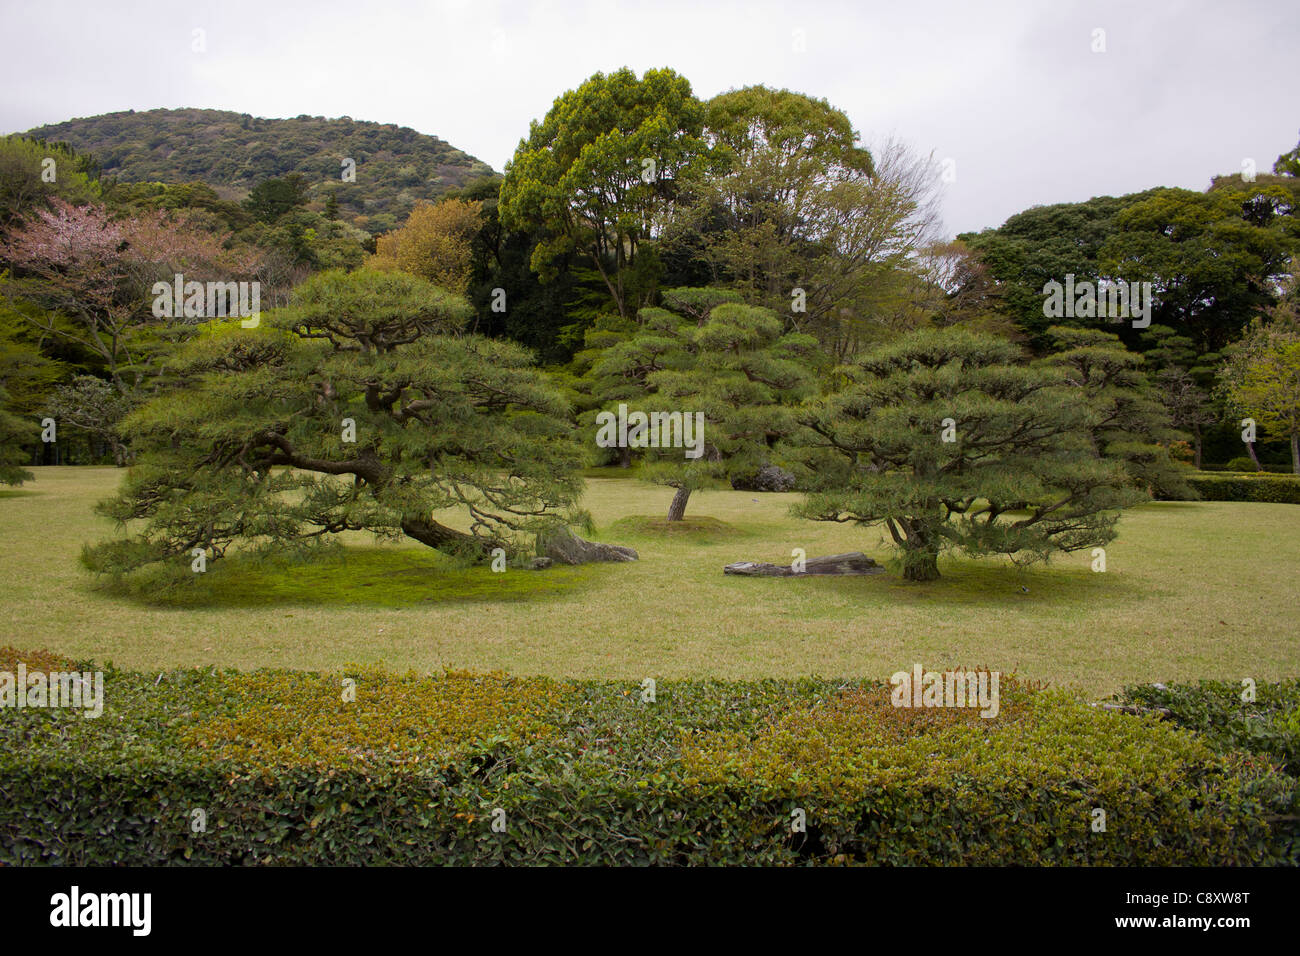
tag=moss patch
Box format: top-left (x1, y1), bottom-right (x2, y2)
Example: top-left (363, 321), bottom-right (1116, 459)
top-left (91, 546), bottom-right (605, 610)
top-left (607, 514), bottom-right (748, 541)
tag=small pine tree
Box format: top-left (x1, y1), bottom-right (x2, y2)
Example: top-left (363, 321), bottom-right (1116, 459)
top-left (589, 290), bottom-right (816, 520)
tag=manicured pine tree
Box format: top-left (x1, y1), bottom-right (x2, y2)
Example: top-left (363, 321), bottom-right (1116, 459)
top-left (590, 289), bottom-right (816, 521)
top-left (785, 327), bottom-right (1145, 581)
top-left (83, 269), bottom-right (584, 582)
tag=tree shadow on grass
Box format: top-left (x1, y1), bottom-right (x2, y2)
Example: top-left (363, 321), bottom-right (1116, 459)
top-left (0, 489), bottom-right (40, 500)
top-left (726, 556), bottom-right (1151, 611)
top-left (90, 546), bottom-right (608, 610)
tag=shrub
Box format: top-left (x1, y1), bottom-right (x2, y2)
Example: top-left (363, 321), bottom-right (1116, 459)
top-left (1117, 679), bottom-right (1300, 861)
top-left (1186, 473), bottom-right (1300, 503)
top-left (1, 650), bottom-right (1295, 865)
top-left (1119, 679), bottom-right (1300, 775)
top-left (1202, 462), bottom-right (1292, 473)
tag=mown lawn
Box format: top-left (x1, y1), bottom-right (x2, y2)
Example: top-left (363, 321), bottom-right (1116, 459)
top-left (1, 465), bottom-right (1297, 695)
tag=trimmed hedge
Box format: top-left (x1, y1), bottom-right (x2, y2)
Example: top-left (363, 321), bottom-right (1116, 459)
top-left (1119, 679), bottom-right (1300, 776)
top-left (1202, 461), bottom-right (1293, 474)
top-left (1, 648), bottom-right (1296, 865)
top-left (1186, 473), bottom-right (1300, 503)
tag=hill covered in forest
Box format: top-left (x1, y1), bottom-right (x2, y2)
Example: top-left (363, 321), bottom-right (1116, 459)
top-left (23, 108), bottom-right (497, 231)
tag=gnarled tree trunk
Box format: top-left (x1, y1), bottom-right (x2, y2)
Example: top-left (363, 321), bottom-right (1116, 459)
top-left (902, 551), bottom-right (940, 582)
top-left (887, 516), bottom-right (943, 581)
top-left (400, 516), bottom-right (500, 557)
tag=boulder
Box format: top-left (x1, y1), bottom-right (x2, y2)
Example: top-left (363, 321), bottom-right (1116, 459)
top-left (537, 526), bottom-right (638, 565)
top-left (730, 464), bottom-right (797, 493)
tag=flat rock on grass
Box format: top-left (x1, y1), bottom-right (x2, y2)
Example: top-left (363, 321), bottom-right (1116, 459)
top-left (723, 552), bottom-right (884, 576)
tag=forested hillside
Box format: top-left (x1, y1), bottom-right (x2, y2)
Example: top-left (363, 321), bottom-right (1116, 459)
top-left (24, 108), bottom-right (495, 232)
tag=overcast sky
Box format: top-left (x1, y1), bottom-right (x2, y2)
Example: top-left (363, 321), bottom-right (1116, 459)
top-left (1, 0), bottom-right (1296, 236)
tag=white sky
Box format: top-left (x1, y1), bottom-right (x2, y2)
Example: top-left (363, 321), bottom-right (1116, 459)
top-left (1, 0), bottom-right (1296, 236)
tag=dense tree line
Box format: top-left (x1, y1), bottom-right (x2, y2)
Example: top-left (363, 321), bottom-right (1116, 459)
top-left (2, 76), bottom-right (1298, 584)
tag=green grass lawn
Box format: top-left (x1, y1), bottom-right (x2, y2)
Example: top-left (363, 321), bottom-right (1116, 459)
top-left (1, 465), bottom-right (1297, 695)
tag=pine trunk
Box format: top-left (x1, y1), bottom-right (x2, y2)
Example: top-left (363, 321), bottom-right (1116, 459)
top-left (400, 516), bottom-right (499, 557)
top-left (902, 549), bottom-right (941, 582)
top-left (666, 487), bottom-right (691, 522)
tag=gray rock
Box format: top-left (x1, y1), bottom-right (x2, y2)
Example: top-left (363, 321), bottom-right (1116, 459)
top-left (723, 552), bottom-right (884, 576)
top-left (537, 526), bottom-right (638, 565)
top-left (731, 464), bottom-right (797, 493)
